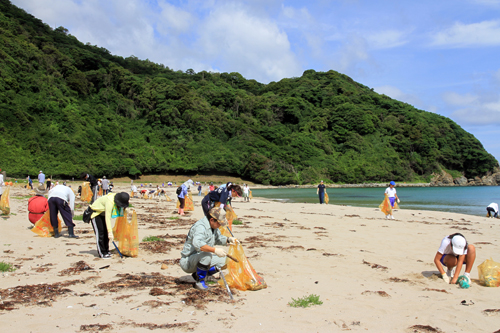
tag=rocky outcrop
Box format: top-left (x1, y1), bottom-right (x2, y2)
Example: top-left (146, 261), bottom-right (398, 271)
top-left (454, 176), bottom-right (467, 186)
top-left (431, 170), bottom-right (454, 186)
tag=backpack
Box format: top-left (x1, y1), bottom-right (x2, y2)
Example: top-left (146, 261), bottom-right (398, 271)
top-left (82, 206), bottom-right (94, 223)
top-left (176, 186), bottom-right (182, 195)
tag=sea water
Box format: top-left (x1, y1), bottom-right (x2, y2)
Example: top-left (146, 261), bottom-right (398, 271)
top-left (252, 186), bottom-right (500, 217)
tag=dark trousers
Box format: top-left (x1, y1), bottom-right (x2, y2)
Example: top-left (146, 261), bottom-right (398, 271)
top-left (178, 196), bottom-right (185, 208)
top-left (91, 185), bottom-right (98, 204)
top-left (48, 197), bottom-right (74, 228)
top-left (487, 207), bottom-right (498, 218)
top-left (319, 192), bottom-right (325, 204)
top-left (201, 196), bottom-right (214, 218)
top-left (91, 213), bottom-right (109, 258)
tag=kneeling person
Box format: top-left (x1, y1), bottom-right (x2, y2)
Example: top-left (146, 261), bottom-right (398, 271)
top-left (180, 207), bottom-right (238, 290)
top-left (434, 233), bottom-right (476, 284)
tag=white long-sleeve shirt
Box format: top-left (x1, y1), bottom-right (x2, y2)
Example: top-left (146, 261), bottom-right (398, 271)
top-left (487, 202), bottom-right (499, 213)
top-left (48, 185), bottom-right (75, 213)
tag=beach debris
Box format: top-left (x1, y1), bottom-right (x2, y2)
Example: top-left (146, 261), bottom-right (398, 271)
top-left (116, 321), bottom-right (192, 330)
top-left (150, 258), bottom-right (180, 266)
top-left (98, 273), bottom-right (176, 291)
top-left (306, 248), bottom-right (316, 251)
top-left (150, 288), bottom-right (174, 296)
top-left (323, 253), bottom-right (343, 257)
top-left (361, 290), bottom-right (390, 297)
top-left (0, 279), bottom-right (81, 310)
top-left (161, 263), bottom-right (168, 270)
top-left (344, 214), bottom-right (360, 218)
top-left (113, 294), bottom-right (133, 301)
top-left (409, 324), bottom-right (443, 332)
top-left (423, 288), bottom-right (449, 294)
top-left (80, 324), bottom-right (112, 331)
top-left (140, 240), bottom-right (180, 254)
top-left (362, 260), bottom-right (388, 271)
top-left (280, 245), bottom-right (304, 251)
top-left (140, 300), bottom-right (171, 308)
top-left (58, 261), bottom-right (93, 276)
top-left (460, 299), bottom-right (474, 306)
top-left (482, 309), bottom-right (500, 316)
top-left (388, 277), bottom-right (410, 283)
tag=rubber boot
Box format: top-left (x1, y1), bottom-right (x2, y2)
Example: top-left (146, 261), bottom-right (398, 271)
top-left (192, 266), bottom-right (219, 283)
top-left (194, 267), bottom-right (209, 290)
top-left (68, 226), bottom-right (79, 239)
top-left (53, 227), bottom-right (61, 238)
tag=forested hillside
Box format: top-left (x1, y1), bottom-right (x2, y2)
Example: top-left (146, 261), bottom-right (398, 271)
top-left (0, 0), bottom-right (498, 184)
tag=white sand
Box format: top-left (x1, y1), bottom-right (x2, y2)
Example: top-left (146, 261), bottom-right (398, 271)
top-left (0, 184), bottom-right (499, 332)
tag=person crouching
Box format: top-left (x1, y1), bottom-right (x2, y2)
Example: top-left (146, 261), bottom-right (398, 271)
top-left (89, 192), bottom-right (129, 259)
top-left (180, 207), bottom-right (238, 290)
top-left (433, 233), bottom-right (476, 285)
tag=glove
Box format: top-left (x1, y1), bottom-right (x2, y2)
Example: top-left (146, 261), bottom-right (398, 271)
top-left (220, 204), bottom-right (225, 210)
top-left (442, 273), bottom-right (450, 284)
top-left (71, 210), bottom-right (75, 218)
top-left (397, 198), bottom-right (401, 203)
top-left (214, 247), bottom-right (227, 257)
top-left (227, 237), bottom-right (239, 245)
top-left (108, 232), bottom-right (114, 242)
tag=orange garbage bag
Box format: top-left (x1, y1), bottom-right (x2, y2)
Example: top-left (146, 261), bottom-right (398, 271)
top-left (249, 190), bottom-right (253, 199)
top-left (0, 187), bottom-right (10, 215)
top-left (379, 194), bottom-right (398, 215)
top-left (114, 210), bottom-right (139, 257)
top-left (325, 192), bottom-right (329, 204)
top-left (31, 210), bottom-right (62, 237)
top-left (98, 187), bottom-right (103, 197)
top-left (225, 205), bottom-right (237, 231)
top-left (217, 238), bottom-right (267, 291)
top-left (81, 182), bottom-right (92, 202)
top-left (176, 194), bottom-right (194, 210)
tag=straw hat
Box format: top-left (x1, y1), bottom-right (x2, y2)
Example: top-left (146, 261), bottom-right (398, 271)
top-left (34, 184), bottom-right (47, 195)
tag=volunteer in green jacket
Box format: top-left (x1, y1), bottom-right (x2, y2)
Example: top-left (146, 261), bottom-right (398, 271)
top-left (180, 207), bottom-right (238, 290)
top-left (89, 192), bottom-right (129, 259)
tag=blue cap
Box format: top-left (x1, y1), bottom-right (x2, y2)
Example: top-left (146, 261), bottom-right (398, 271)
top-left (390, 181), bottom-right (396, 186)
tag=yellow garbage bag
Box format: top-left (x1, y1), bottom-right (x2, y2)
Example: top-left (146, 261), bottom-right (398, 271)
top-left (478, 258), bottom-right (500, 287)
top-left (114, 210), bottom-right (139, 257)
top-left (325, 192), bottom-right (329, 204)
top-left (249, 190), bottom-right (253, 199)
top-left (379, 194), bottom-right (399, 215)
top-left (98, 187), bottom-right (103, 197)
top-left (218, 241), bottom-right (267, 291)
top-left (31, 210), bottom-right (62, 237)
top-left (176, 193), bottom-right (194, 210)
top-left (0, 187), bottom-right (10, 215)
top-left (81, 182), bottom-right (92, 203)
top-left (225, 205), bottom-right (237, 232)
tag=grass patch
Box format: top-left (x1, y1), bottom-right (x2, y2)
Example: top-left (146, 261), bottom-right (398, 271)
top-left (142, 236), bottom-right (163, 242)
top-left (73, 215), bottom-right (83, 220)
top-left (288, 294), bottom-right (323, 308)
top-left (12, 195), bottom-right (32, 200)
top-left (167, 216), bottom-right (180, 220)
top-left (0, 261), bottom-right (16, 272)
top-left (232, 219), bottom-right (243, 225)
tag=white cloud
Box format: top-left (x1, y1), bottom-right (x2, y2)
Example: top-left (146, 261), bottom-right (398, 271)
top-left (157, 2), bottom-right (193, 35)
top-left (442, 92), bottom-right (478, 106)
top-left (196, 3), bottom-right (302, 82)
top-left (366, 29), bottom-right (409, 49)
top-left (430, 20), bottom-right (500, 47)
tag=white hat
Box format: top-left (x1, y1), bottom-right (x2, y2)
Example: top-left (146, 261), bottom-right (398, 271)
top-left (451, 235), bottom-right (467, 256)
top-left (39, 170), bottom-right (42, 173)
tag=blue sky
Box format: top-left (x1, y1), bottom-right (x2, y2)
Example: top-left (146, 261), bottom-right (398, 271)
top-left (12, 0), bottom-right (500, 164)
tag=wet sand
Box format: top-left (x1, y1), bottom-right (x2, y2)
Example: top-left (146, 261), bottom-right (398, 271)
top-left (0, 184), bottom-right (499, 332)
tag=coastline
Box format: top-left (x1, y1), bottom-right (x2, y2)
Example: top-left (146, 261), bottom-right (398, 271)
top-left (1, 184), bottom-right (499, 332)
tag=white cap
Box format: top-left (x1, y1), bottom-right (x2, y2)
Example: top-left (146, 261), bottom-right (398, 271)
top-left (451, 235), bottom-right (467, 256)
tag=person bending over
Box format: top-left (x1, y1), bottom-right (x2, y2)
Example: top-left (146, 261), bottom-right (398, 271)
top-left (89, 192), bottom-right (129, 259)
top-left (200, 182), bottom-right (242, 218)
top-left (486, 202), bottom-right (498, 218)
top-left (433, 233), bottom-right (476, 285)
top-left (180, 207), bottom-right (238, 290)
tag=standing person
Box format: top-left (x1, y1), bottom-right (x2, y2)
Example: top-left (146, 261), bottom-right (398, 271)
top-left (201, 183), bottom-right (242, 218)
top-left (384, 181), bottom-right (400, 220)
top-left (89, 192), bottom-right (129, 259)
top-left (317, 180), bottom-right (326, 204)
top-left (486, 202), bottom-right (499, 218)
top-left (177, 179), bottom-right (194, 216)
top-left (209, 182), bottom-right (215, 191)
top-left (28, 185), bottom-right (49, 224)
top-left (0, 169), bottom-right (4, 200)
top-left (46, 178), bottom-right (51, 191)
top-left (101, 176), bottom-right (110, 195)
top-left (180, 207), bottom-right (238, 290)
top-left (197, 184), bottom-right (202, 196)
top-left (38, 170), bottom-right (45, 185)
top-left (131, 183), bottom-right (137, 198)
top-left (47, 184), bottom-right (77, 238)
top-left (81, 173), bottom-right (99, 203)
top-left (433, 233), bottom-right (476, 284)
top-left (243, 184), bottom-right (250, 202)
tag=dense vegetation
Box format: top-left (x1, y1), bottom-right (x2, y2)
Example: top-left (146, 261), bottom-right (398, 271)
top-left (0, 0), bottom-right (498, 185)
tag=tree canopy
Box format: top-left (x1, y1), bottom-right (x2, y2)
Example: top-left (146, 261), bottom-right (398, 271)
top-left (0, 0), bottom-right (497, 184)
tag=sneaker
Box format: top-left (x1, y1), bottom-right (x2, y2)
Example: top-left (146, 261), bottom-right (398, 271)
top-left (446, 267), bottom-right (455, 278)
top-left (102, 253), bottom-right (112, 259)
top-left (386, 215), bottom-right (389, 219)
top-left (390, 215), bottom-right (395, 220)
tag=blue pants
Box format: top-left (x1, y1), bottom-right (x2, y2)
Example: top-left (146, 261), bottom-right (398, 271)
top-left (319, 192), bottom-right (325, 204)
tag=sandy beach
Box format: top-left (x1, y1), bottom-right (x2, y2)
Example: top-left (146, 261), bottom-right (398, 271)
top-left (1, 183), bottom-right (499, 332)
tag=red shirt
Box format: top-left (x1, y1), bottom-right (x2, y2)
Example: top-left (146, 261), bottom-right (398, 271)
top-left (28, 195), bottom-right (48, 224)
